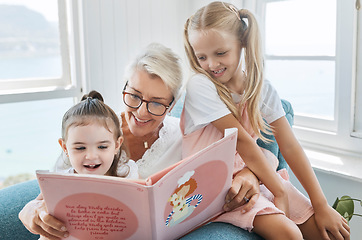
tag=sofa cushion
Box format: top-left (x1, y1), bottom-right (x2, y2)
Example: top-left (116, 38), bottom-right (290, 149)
top-left (0, 179), bottom-right (40, 240)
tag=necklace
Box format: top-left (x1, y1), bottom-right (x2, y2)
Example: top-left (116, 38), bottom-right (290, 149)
top-left (142, 126), bottom-right (162, 149)
top-left (143, 134), bottom-right (156, 149)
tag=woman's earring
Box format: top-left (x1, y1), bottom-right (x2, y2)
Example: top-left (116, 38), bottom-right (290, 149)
top-left (65, 151), bottom-right (69, 157)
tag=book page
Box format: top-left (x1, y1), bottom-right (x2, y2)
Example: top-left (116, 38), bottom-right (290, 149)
top-left (37, 172), bottom-right (152, 240)
top-left (149, 128), bottom-right (237, 239)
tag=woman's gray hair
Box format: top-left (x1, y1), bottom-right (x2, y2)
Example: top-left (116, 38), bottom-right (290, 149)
top-left (124, 43), bottom-right (183, 100)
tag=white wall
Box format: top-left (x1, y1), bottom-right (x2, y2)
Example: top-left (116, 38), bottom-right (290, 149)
top-left (79, 0), bottom-right (243, 113)
top-left (80, 0), bottom-right (191, 113)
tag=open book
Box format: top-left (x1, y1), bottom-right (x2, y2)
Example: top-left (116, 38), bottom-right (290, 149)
top-left (36, 128), bottom-right (237, 240)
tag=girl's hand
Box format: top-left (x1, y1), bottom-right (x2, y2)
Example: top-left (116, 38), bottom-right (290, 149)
top-left (223, 167), bottom-right (260, 212)
top-left (18, 194), bottom-right (68, 240)
top-left (314, 204), bottom-right (350, 240)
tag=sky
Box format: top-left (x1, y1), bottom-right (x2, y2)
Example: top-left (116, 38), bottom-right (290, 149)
top-left (0, 0), bottom-right (58, 22)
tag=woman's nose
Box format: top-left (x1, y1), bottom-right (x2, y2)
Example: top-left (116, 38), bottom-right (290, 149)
top-left (137, 101), bottom-right (149, 116)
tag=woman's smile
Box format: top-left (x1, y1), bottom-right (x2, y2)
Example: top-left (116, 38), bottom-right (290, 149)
top-left (132, 113), bottom-right (153, 126)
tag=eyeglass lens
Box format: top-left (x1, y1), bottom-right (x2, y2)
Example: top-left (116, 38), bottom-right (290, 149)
top-left (123, 93), bottom-right (167, 116)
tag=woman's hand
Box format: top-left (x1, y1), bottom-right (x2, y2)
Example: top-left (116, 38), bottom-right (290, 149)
top-left (314, 204), bottom-right (350, 240)
top-left (18, 194), bottom-right (68, 240)
top-left (223, 167), bottom-right (260, 212)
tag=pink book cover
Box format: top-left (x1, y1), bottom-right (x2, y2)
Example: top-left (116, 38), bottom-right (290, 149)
top-left (36, 128), bottom-right (237, 240)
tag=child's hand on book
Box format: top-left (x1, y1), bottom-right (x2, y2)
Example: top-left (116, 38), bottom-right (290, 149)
top-left (19, 193), bottom-right (69, 240)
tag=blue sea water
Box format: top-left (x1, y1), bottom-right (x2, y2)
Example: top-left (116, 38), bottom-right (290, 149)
top-left (0, 55), bottom-right (62, 79)
top-left (0, 55), bottom-right (73, 182)
top-left (0, 97), bottom-right (74, 181)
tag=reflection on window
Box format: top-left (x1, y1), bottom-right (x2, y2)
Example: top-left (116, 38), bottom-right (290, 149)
top-left (0, 0), bottom-right (61, 80)
top-left (264, 0), bottom-right (336, 120)
top-left (0, 98), bottom-right (74, 188)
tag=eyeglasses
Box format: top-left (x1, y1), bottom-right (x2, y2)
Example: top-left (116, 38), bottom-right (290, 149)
top-left (122, 90), bottom-right (174, 116)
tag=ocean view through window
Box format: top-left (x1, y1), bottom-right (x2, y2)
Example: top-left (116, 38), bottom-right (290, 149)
top-left (261, 0), bottom-right (362, 156)
top-left (0, 0), bottom-right (78, 187)
top-left (0, 98), bottom-right (74, 188)
top-left (264, 0), bottom-right (336, 121)
top-left (0, 0), bottom-right (62, 80)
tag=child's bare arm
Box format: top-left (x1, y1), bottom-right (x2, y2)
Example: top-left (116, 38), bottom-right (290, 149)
top-left (212, 113), bottom-right (288, 214)
top-left (272, 116), bottom-right (350, 239)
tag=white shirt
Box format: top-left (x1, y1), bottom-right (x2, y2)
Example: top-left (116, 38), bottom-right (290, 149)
top-left (124, 115), bottom-right (182, 179)
top-left (183, 74), bottom-right (285, 135)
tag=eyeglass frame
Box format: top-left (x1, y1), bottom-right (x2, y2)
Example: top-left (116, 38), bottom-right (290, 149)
top-left (122, 81), bottom-right (174, 116)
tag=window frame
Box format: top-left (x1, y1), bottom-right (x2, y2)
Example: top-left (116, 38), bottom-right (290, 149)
top-left (353, 1), bottom-right (362, 138)
top-left (0, 0), bottom-right (84, 104)
top-left (256, 0), bottom-right (362, 155)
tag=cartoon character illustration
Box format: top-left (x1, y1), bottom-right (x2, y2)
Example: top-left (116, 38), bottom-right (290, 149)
top-left (165, 171), bottom-right (203, 227)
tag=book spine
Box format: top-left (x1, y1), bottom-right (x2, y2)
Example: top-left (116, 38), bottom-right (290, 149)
top-left (148, 186), bottom-right (157, 239)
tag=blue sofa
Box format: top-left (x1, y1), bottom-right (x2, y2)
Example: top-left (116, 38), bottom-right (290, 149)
top-left (0, 100), bottom-right (293, 240)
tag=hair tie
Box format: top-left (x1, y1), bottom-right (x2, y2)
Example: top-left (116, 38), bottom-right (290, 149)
top-left (222, 2), bottom-right (241, 21)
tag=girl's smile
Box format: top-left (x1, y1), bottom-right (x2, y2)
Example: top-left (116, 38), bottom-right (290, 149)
top-left (211, 67), bottom-right (227, 77)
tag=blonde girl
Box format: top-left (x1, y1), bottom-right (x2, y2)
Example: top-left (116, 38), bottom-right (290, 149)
top-left (182, 1), bottom-right (350, 239)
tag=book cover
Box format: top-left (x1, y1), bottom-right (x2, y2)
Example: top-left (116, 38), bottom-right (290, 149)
top-left (37, 128), bottom-right (237, 240)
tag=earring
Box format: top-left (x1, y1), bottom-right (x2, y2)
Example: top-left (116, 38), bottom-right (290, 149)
top-left (64, 151), bottom-right (69, 157)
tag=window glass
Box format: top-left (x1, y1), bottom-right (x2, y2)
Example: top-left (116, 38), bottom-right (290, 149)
top-left (264, 0), bottom-right (336, 120)
top-left (0, 98), bottom-right (74, 188)
top-left (265, 0), bottom-right (336, 56)
top-left (0, 0), bottom-right (62, 80)
top-left (265, 60), bottom-right (335, 119)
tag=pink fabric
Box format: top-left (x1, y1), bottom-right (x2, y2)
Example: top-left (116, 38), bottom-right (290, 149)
top-left (214, 169), bottom-right (314, 231)
top-left (180, 104), bottom-right (314, 232)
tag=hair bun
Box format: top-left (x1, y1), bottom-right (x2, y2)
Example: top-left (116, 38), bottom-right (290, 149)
top-left (81, 90), bottom-right (104, 102)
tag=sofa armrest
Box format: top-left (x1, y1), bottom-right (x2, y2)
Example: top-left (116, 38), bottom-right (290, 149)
top-left (0, 179), bottom-right (40, 240)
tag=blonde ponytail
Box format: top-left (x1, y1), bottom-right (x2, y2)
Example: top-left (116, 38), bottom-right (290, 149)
top-left (238, 9), bottom-right (271, 140)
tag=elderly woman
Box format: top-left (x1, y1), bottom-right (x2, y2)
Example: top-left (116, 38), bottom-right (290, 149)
top-left (19, 43), bottom-right (261, 240)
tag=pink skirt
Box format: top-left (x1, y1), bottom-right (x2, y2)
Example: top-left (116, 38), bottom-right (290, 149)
top-left (213, 169), bottom-right (314, 232)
